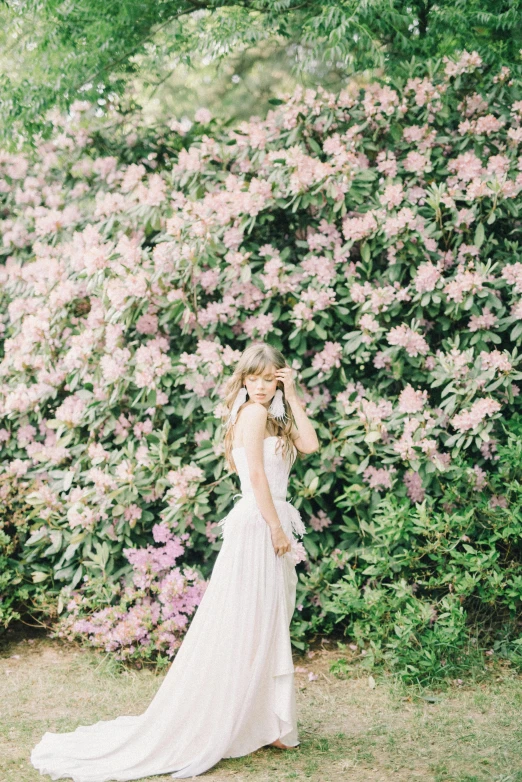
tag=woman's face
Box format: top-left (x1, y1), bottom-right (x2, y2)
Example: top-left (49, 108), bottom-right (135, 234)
top-left (244, 363), bottom-right (279, 407)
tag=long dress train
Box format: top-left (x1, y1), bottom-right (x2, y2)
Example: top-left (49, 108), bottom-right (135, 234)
top-left (30, 435), bottom-right (306, 781)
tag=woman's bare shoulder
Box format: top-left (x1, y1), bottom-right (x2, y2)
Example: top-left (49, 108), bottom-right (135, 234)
top-left (237, 401), bottom-right (267, 425)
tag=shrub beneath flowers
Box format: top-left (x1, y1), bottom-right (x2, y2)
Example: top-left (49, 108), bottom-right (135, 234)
top-left (292, 414), bottom-right (522, 684)
top-left (0, 52), bottom-right (522, 679)
top-left (0, 474), bottom-right (42, 629)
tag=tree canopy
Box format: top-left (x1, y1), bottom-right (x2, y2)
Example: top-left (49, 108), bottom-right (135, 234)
top-left (1, 0), bottom-right (521, 141)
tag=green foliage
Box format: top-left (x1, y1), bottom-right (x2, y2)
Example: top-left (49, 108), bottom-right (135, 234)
top-left (292, 414), bottom-right (522, 684)
top-left (0, 475), bottom-right (49, 629)
top-left (301, 0), bottom-right (522, 73)
top-left (1, 0), bottom-right (521, 141)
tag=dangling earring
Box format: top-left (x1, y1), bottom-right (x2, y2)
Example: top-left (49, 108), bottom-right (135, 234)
top-left (225, 385), bottom-right (248, 430)
top-left (268, 388), bottom-right (287, 424)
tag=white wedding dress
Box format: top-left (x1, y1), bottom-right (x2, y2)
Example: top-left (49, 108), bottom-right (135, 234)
top-left (31, 435), bottom-right (306, 781)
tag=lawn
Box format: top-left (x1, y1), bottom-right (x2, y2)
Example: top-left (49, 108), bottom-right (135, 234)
top-left (1, 625), bottom-right (521, 782)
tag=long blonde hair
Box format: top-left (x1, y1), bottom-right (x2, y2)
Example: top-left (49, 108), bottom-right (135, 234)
top-left (221, 342), bottom-right (301, 474)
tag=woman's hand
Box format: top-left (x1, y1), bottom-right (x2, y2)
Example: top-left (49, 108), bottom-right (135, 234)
top-left (275, 365), bottom-right (297, 401)
top-left (270, 525), bottom-right (292, 557)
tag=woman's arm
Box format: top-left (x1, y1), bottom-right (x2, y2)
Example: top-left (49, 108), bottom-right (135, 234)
top-left (241, 403), bottom-right (284, 532)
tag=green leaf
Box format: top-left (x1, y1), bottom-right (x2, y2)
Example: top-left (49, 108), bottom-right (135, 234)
top-left (31, 571), bottom-right (49, 583)
top-left (474, 222), bottom-right (485, 248)
top-left (304, 537), bottom-right (319, 559)
top-left (361, 243), bottom-right (370, 264)
top-left (71, 565), bottom-right (83, 589)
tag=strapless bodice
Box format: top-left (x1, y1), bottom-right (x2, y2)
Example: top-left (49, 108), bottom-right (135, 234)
top-left (232, 436), bottom-right (296, 502)
top-left (217, 435), bottom-right (305, 542)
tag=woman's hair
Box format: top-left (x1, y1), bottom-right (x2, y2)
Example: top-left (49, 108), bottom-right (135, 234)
top-left (221, 342), bottom-right (302, 474)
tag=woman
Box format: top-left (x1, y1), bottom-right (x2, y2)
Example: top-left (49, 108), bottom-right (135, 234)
top-left (30, 341), bottom-right (320, 781)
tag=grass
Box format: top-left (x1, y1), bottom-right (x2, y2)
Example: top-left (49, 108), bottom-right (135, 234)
top-left (1, 624), bottom-right (522, 782)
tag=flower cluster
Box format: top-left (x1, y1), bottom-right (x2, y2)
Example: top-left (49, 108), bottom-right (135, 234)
top-left (55, 523), bottom-right (207, 662)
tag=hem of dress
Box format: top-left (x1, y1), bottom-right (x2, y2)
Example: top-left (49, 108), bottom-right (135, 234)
top-left (273, 668), bottom-right (297, 739)
top-left (223, 733), bottom-right (300, 759)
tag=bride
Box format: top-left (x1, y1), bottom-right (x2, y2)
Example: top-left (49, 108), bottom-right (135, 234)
top-left (30, 341), bottom-right (320, 781)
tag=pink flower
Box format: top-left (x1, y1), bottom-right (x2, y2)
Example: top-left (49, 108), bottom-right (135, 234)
top-left (243, 313), bottom-right (275, 338)
top-left (479, 350), bottom-right (512, 373)
top-left (8, 459), bottom-right (29, 477)
top-left (152, 521), bottom-right (173, 543)
top-left (115, 460), bottom-right (134, 483)
top-left (444, 269), bottom-right (485, 303)
top-left (55, 395), bottom-right (86, 426)
top-left (359, 314), bottom-right (380, 340)
top-left (487, 155), bottom-right (510, 178)
top-left (363, 465), bottom-right (396, 491)
top-left (444, 50), bottom-right (483, 78)
top-left (405, 77), bottom-right (442, 110)
top-left (124, 504), bottom-right (142, 523)
top-left (455, 208), bottom-right (475, 227)
top-left (379, 183), bottom-right (404, 210)
top-left (414, 262), bottom-right (441, 293)
top-left (136, 313), bottom-right (159, 335)
top-left (387, 325), bottom-right (429, 357)
top-left (120, 164), bottom-right (146, 192)
top-left (451, 398), bottom-right (501, 432)
top-left (195, 108), bottom-right (212, 124)
top-left (470, 465), bottom-right (487, 490)
top-left (468, 307), bottom-right (497, 332)
top-left (17, 424), bottom-right (36, 447)
top-left (362, 84), bottom-right (400, 122)
top-left (289, 540), bottom-right (307, 565)
top-left (448, 152), bottom-right (483, 181)
top-left (475, 115), bottom-right (504, 136)
top-left (100, 347), bottom-right (131, 383)
top-left (403, 151), bottom-right (429, 174)
top-left (502, 262), bottom-right (522, 292)
top-left (309, 510), bottom-right (332, 532)
top-left (134, 339), bottom-right (171, 390)
top-left (398, 385), bottom-right (428, 414)
top-left (311, 342), bottom-right (343, 375)
top-left (382, 206), bottom-right (418, 237)
top-left (342, 212), bottom-right (377, 241)
top-left (376, 150), bottom-right (397, 178)
top-left (404, 470), bottom-right (425, 503)
top-left (373, 352), bottom-right (392, 370)
top-left (357, 398), bottom-right (393, 425)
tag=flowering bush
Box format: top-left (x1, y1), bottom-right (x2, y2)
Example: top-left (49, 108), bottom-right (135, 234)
top-left (1, 52), bottom-right (522, 672)
top-left (54, 522), bottom-right (207, 667)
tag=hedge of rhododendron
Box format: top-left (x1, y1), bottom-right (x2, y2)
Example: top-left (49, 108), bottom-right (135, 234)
top-left (2, 52), bottom-right (522, 669)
